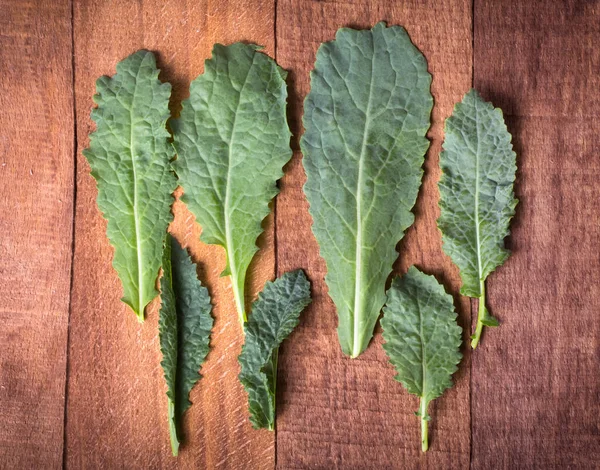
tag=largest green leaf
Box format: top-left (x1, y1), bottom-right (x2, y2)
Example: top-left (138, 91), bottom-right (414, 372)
top-left (173, 43), bottom-right (292, 325)
top-left (84, 50), bottom-right (177, 320)
top-left (301, 23), bottom-right (433, 357)
top-left (438, 89), bottom-right (517, 348)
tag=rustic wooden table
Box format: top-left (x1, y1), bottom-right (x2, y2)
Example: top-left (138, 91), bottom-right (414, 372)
top-left (1, 0), bottom-right (599, 468)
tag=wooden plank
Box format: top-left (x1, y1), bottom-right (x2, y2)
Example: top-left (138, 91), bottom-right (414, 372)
top-left (275, 1), bottom-right (472, 467)
top-left (66, 1), bottom-right (277, 468)
top-left (0, 1), bottom-right (74, 468)
top-left (473, 1), bottom-right (600, 468)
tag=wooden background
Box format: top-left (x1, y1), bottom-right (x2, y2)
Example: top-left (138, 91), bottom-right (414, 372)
top-left (1, 0), bottom-right (599, 468)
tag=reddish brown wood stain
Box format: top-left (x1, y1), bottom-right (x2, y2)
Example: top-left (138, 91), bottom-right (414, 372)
top-left (0, 1), bottom-right (74, 469)
top-left (472, 1), bottom-right (600, 468)
top-left (1, 0), bottom-right (599, 468)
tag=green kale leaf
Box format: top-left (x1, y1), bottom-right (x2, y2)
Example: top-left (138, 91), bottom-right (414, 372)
top-left (173, 43), bottom-right (292, 326)
top-left (238, 270), bottom-right (311, 430)
top-left (301, 23), bottom-right (433, 357)
top-left (381, 266), bottom-right (462, 452)
top-left (438, 89), bottom-right (518, 348)
top-left (84, 50), bottom-right (177, 320)
top-left (159, 233), bottom-right (213, 455)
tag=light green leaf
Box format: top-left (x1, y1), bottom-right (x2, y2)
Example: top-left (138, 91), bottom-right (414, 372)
top-left (83, 50), bottom-right (177, 320)
top-left (438, 89), bottom-right (517, 348)
top-left (381, 266), bottom-right (462, 452)
top-left (301, 22), bottom-right (433, 357)
top-left (172, 43), bottom-right (292, 326)
top-left (238, 270), bottom-right (311, 430)
top-left (159, 233), bottom-right (213, 456)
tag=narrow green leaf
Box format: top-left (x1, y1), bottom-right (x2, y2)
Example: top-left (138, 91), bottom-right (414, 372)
top-left (438, 89), bottom-right (518, 348)
top-left (381, 266), bottom-right (462, 452)
top-left (301, 22), bottom-right (433, 357)
top-left (172, 43), bottom-right (292, 326)
top-left (159, 233), bottom-right (213, 456)
top-left (83, 50), bottom-right (177, 320)
top-left (238, 270), bottom-right (311, 430)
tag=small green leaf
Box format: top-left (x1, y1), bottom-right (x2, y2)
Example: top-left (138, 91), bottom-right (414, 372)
top-left (173, 43), bottom-right (292, 326)
top-left (301, 22), bottom-right (433, 357)
top-left (159, 233), bottom-right (213, 456)
top-left (480, 306), bottom-right (500, 327)
top-left (438, 89), bottom-right (518, 348)
top-left (83, 50), bottom-right (177, 320)
top-left (238, 270), bottom-right (311, 430)
top-left (381, 266), bottom-right (462, 452)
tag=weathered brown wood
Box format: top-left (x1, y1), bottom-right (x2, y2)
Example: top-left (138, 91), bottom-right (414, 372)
top-left (275, 1), bottom-right (472, 467)
top-left (0, 1), bottom-right (74, 468)
top-left (472, 1), bottom-right (600, 468)
top-left (66, 1), bottom-right (277, 468)
top-left (5, 0), bottom-right (600, 466)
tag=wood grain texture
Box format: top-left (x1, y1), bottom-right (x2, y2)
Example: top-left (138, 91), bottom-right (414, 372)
top-left (275, 1), bottom-right (472, 467)
top-left (66, 1), bottom-right (277, 468)
top-left (472, 1), bottom-right (600, 468)
top-left (0, 1), bottom-right (74, 468)
top-left (3, 0), bottom-right (600, 467)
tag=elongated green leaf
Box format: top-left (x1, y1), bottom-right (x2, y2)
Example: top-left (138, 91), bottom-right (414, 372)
top-left (172, 43), bottom-right (292, 325)
top-left (438, 89), bottom-right (517, 348)
top-left (84, 50), bottom-right (177, 320)
top-left (301, 22), bottom-right (433, 357)
top-left (381, 266), bottom-right (462, 452)
top-left (159, 233), bottom-right (213, 456)
top-left (238, 270), bottom-right (311, 430)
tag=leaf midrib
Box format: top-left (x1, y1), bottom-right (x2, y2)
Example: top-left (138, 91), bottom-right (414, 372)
top-left (129, 54), bottom-right (146, 317)
top-left (351, 42), bottom-right (376, 357)
top-left (224, 52), bottom-right (258, 324)
top-left (418, 293), bottom-right (428, 407)
top-left (473, 99), bottom-right (484, 295)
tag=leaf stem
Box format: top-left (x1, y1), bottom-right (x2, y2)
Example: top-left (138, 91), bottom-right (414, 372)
top-left (168, 398), bottom-right (179, 456)
top-left (231, 277), bottom-right (247, 326)
top-left (420, 397), bottom-right (429, 452)
top-left (471, 280), bottom-right (486, 349)
top-left (269, 346), bottom-right (279, 432)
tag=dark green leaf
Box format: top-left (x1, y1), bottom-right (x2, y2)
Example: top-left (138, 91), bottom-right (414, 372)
top-left (238, 270), bottom-right (311, 430)
top-left (159, 233), bottom-right (213, 455)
